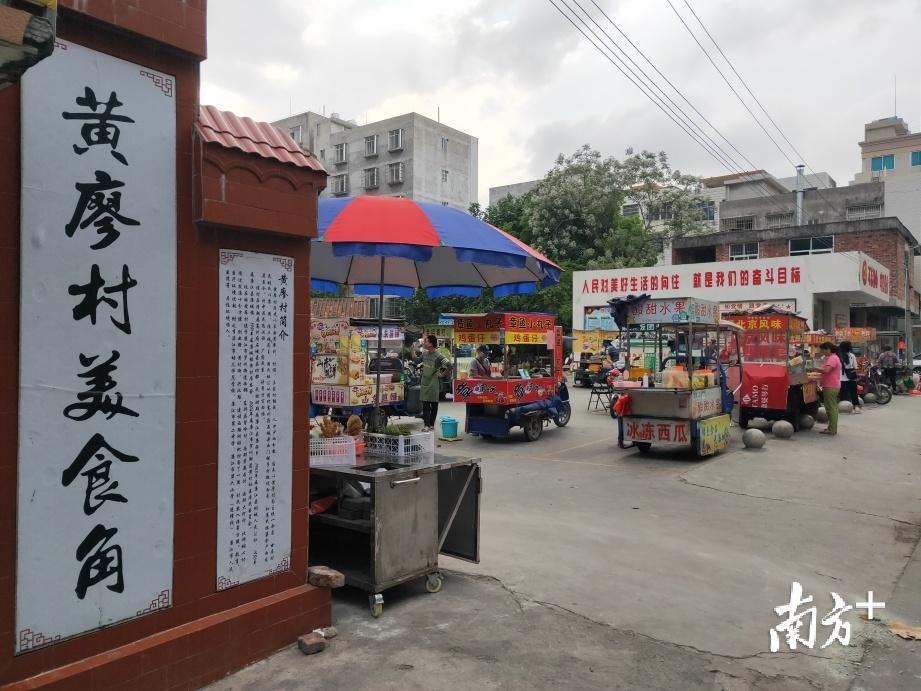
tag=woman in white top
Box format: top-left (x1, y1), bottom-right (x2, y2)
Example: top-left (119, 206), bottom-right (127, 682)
top-left (838, 340), bottom-right (862, 413)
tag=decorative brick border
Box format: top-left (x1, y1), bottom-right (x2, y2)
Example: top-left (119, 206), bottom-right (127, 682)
top-left (139, 69), bottom-right (174, 97)
top-left (219, 250), bottom-right (245, 266)
top-left (136, 589), bottom-right (171, 616)
top-left (18, 628), bottom-right (62, 653)
top-left (272, 256), bottom-right (294, 272)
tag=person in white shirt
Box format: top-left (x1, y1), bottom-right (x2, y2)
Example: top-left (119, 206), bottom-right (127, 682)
top-left (838, 340), bottom-right (861, 413)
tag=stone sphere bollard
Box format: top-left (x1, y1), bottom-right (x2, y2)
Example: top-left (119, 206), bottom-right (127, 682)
top-left (864, 392), bottom-right (877, 404)
top-left (838, 400), bottom-right (854, 414)
top-left (798, 415), bottom-right (815, 430)
top-left (742, 428), bottom-right (766, 449)
top-left (816, 407), bottom-right (828, 423)
top-left (858, 396), bottom-right (865, 407)
top-left (772, 420), bottom-right (795, 438)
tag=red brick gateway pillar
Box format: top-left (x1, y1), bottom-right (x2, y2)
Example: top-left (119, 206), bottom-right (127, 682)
top-left (0, 2), bottom-right (330, 689)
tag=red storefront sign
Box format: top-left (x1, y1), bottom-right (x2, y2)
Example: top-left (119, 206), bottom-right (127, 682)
top-left (623, 418), bottom-right (691, 444)
top-left (739, 364), bottom-right (789, 410)
top-left (582, 266), bottom-right (802, 295)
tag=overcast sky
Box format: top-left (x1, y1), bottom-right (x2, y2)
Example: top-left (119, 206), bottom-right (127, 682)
top-left (202, 0), bottom-right (921, 204)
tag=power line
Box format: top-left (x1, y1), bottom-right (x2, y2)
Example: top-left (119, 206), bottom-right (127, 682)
top-left (550, 0), bottom-right (828, 229)
top-left (587, 0), bottom-right (762, 178)
top-left (547, 0), bottom-right (857, 255)
top-left (567, 0), bottom-right (751, 177)
top-left (664, 0), bottom-right (848, 231)
top-left (663, 0), bottom-right (798, 170)
top-left (546, 0), bottom-right (739, 175)
top-left (681, 0), bottom-right (831, 190)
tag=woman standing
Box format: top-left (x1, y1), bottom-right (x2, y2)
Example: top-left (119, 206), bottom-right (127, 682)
top-left (811, 342), bottom-right (842, 435)
top-left (838, 340), bottom-right (862, 413)
top-left (419, 334), bottom-right (450, 432)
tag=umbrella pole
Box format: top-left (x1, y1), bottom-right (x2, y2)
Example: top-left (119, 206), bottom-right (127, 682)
top-left (374, 256), bottom-right (384, 431)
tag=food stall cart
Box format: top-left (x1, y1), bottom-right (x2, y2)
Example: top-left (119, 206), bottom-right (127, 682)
top-left (453, 312), bottom-right (570, 441)
top-left (834, 327), bottom-right (879, 369)
top-left (309, 452), bottom-right (481, 617)
top-left (723, 309), bottom-right (819, 430)
top-left (610, 297), bottom-right (741, 456)
top-left (310, 318), bottom-right (415, 427)
top-left (572, 329), bottom-right (617, 387)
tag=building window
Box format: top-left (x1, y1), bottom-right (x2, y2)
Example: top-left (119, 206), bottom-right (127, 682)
top-left (845, 204), bottom-right (882, 221)
top-left (729, 242), bottom-right (759, 261)
top-left (331, 174), bottom-right (348, 195)
top-left (388, 128), bottom-right (403, 151)
top-left (871, 154), bottom-right (894, 172)
top-left (333, 143), bottom-right (348, 164)
top-left (319, 149), bottom-right (325, 160)
top-left (364, 134), bottom-right (378, 156)
top-left (911, 151), bottom-right (921, 167)
top-left (698, 200), bottom-right (715, 221)
top-left (289, 125), bottom-right (302, 144)
top-left (765, 212), bottom-right (794, 229)
top-left (441, 137), bottom-right (449, 151)
top-left (388, 161), bottom-right (404, 184)
top-left (363, 167), bottom-right (379, 189)
top-left (721, 215), bottom-right (754, 231)
top-left (789, 235), bottom-right (833, 256)
top-left (622, 203), bottom-right (640, 217)
top-left (650, 203), bottom-right (673, 221)
top-left (441, 169), bottom-right (449, 183)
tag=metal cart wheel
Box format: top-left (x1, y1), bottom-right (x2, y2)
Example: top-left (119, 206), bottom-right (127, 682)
top-left (425, 572), bottom-right (444, 593)
top-left (635, 442), bottom-right (652, 453)
top-left (523, 415), bottom-right (543, 442)
top-left (554, 401), bottom-right (572, 427)
top-left (369, 593), bottom-right (384, 618)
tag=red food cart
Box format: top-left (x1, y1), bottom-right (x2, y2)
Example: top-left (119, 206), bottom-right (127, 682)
top-left (452, 312), bottom-right (570, 441)
top-left (724, 309), bottom-right (819, 430)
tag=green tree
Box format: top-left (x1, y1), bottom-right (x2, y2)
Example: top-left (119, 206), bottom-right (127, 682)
top-left (526, 145), bottom-right (625, 267)
top-left (616, 149), bottom-right (709, 241)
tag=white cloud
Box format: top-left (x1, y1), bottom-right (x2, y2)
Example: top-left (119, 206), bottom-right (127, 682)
top-left (202, 0), bottom-right (921, 204)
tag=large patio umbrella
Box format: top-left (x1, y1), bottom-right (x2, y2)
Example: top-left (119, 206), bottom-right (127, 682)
top-left (310, 196), bottom-right (562, 424)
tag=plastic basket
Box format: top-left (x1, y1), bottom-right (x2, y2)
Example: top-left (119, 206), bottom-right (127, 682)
top-left (309, 435), bottom-right (357, 467)
top-left (363, 430), bottom-right (435, 457)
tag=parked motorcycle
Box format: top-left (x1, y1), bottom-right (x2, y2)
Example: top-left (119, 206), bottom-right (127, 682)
top-left (856, 367), bottom-right (892, 405)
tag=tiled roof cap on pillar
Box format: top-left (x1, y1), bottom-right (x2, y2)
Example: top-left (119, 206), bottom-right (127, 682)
top-left (195, 105), bottom-right (327, 237)
top-left (197, 104), bottom-right (325, 171)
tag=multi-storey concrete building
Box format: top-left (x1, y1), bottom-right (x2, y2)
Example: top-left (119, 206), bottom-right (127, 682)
top-left (272, 111), bottom-right (478, 210)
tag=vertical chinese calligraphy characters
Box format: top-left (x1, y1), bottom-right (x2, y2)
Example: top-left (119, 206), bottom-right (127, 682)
top-left (61, 87), bottom-right (135, 165)
top-left (62, 433), bottom-right (139, 515)
top-left (74, 524), bottom-right (125, 599)
top-left (64, 351), bottom-right (139, 421)
top-left (69, 264), bottom-right (138, 334)
top-left (65, 171), bottom-right (140, 250)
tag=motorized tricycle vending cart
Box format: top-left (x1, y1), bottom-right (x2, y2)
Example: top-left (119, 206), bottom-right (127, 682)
top-left (452, 312), bottom-right (571, 441)
top-left (723, 309), bottom-right (818, 430)
top-left (610, 297), bottom-right (740, 456)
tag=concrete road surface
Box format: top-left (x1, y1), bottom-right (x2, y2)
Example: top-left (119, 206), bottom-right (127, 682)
top-left (212, 386), bottom-right (921, 690)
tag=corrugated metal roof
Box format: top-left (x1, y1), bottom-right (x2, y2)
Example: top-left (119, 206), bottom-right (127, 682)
top-left (197, 105), bottom-right (326, 172)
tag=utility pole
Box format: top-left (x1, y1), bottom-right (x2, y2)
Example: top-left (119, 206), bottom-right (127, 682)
top-left (905, 245), bottom-right (914, 362)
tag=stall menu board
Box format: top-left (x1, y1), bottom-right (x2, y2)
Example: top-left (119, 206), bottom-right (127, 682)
top-left (16, 41), bottom-right (177, 653)
top-left (723, 314), bottom-right (806, 334)
top-left (628, 298), bottom-right (720, 325)
top-left (217, 250), bottom-right (294, 589)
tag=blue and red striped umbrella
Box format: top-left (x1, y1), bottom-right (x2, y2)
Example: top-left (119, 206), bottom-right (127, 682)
top-left (311, 196), bottom-right (561, 297)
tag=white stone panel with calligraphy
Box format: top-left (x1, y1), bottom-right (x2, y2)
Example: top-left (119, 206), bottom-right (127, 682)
top-left (17, 40), bottom-right (177, 652)
top-left (217, 250), bottom-right (294, 589)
